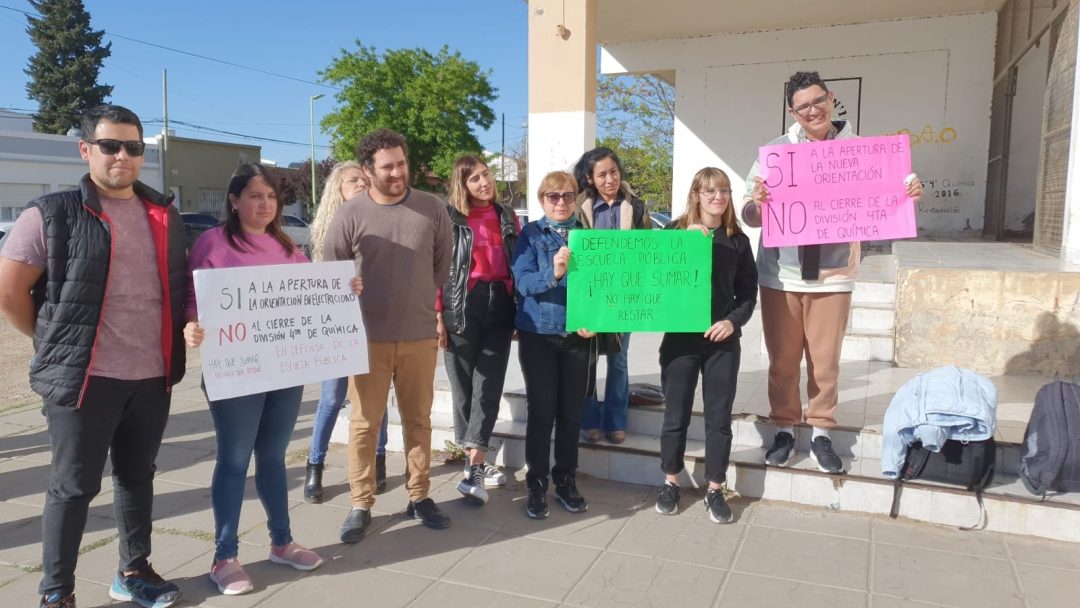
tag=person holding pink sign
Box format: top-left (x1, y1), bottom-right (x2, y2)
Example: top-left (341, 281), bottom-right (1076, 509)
top-left (741, 72), bottom-right (922, 474)
top-left (184, 164), bottom-right (360, 595)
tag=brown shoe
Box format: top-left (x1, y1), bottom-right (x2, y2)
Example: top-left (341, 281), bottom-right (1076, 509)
top-left (606, 430), bottom-right (626, 444)
top-left (582, 429), bottom-right (602, 443)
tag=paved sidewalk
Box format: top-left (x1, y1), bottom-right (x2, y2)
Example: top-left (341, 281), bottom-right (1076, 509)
top-left (3, 375), bottom-right (1080, 608)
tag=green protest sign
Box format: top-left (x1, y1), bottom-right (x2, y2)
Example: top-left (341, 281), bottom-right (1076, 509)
top-left (565, 229), bottom-right (712, 332)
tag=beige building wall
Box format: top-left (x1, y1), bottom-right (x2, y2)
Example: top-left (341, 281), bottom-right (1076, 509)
top-left (527, 0), bottom-right (597, 220)
top-left (162, 136), bottom-right (260, 213)
top-left (895, 267), bottom-right (1080, 375)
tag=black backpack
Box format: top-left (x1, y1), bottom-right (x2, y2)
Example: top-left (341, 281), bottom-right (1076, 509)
top-left (889, 438), bottom-right (996, 528)
top-left (1019, 379), bottom-right (1080, 496)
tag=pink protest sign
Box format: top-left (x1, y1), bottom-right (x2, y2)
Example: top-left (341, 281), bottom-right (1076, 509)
top-left (757, 134), bottom-right (916, 247)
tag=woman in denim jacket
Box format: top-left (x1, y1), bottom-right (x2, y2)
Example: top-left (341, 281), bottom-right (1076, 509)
top-left (512, 171), bottom-right (596, 519)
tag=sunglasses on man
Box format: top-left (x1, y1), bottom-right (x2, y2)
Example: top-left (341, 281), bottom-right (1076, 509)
top-left (86, 138), bottom-right (146, 157)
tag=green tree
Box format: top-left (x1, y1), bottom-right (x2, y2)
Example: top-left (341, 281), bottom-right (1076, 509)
top-left (24, 0), bottom-right (113, 134)
top-left (596, 74), bottom-right (675, 210)
top-left (320, 43), bottom-right (497, 184)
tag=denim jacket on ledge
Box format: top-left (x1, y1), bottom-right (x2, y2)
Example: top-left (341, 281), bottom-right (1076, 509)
top-left (881, 365), bottom-right (998, 478)
top-left (511, 216), bottom-right (581, 335)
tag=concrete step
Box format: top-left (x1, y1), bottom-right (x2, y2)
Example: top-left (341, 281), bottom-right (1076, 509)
top-left (852, 280), bottom-right (896, 305)
top-left (841, 329), bottom-right (894, 362)
top-left (850, 301), bottom-right (895, 332)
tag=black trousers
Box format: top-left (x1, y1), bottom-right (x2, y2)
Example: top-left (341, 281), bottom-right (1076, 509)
top-left (446, 281), bottom-right (515, 451)
top-left (39, 376), bottom-right (171, 597)
top-left (518, 330), bottom-right (592, 482)
top-left (659, 335), bottom-right (741, 484)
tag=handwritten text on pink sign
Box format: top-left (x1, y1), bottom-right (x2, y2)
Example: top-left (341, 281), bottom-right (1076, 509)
top-left (758, 134), bottom-right (916, 247)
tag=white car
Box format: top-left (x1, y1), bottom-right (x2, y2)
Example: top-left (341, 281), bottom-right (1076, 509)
top-left (0, 221), bottom-right (14, 246)
top-left (282, 214), bottom-right (311, 255)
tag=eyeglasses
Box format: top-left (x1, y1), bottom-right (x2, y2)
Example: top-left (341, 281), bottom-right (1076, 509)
top-left (543, 192), bottom-right (575, 205)
top-left (86, 139), bottom-right (146, 157)
top-left (791, 94), bottom-right (830, 117)
top-left (696, 188), bottom-right (732, 199)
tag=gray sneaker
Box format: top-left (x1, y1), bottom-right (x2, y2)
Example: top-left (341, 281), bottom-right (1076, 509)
top-left (809, 436), bottom-right (844, 474)
top-left (764, 432), bottom-right (796, 467)
top-left (482, 463), bottom-right (507, 488)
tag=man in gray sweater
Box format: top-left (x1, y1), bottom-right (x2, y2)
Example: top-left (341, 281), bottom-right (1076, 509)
top-left (324, 129), bottom-right (453, 540)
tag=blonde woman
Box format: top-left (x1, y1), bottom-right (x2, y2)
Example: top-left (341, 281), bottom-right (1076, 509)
top-left (438, 155), bottom-right (520, 505)
top-left (303, 161), bottom-right (390, 503)
top-left (653, 167), bottom-right (757, 523)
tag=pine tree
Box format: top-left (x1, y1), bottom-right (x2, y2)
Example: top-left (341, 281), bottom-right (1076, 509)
top-left (24, 0), bottom-right (113, 134)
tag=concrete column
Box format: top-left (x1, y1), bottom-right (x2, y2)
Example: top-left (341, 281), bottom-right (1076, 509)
top-left (527, 0), bottom-right (597, 221)
top-left (1063, 8), bottom-right (1080, 266)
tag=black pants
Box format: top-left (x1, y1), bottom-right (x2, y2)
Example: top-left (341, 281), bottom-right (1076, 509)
top-left (659, 335), bottom-right (740, 484)
top-left (39, 376), bottom-right (171, 597)
top-left (518, 330), bottom-right (592, 481)
top-left (446, 281), bottom-right (515, 451)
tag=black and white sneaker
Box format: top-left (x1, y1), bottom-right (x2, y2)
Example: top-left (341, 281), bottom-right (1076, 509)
top-left (553, 473), bottom-right (588, 513)
top-left (457, 464), bottom-right (489, 505)
top-left (704, 488), bottom-right (733, 524)
top-left (809, 436), bottom-right (844, 474)
top-left (764, 431), bottom-right (796, 467)
top-left (655, 482), bottom-right (680, 515)
top-left (482, 463), bottom-right (507, 488)
top-left (526, 477), bottom-right (549, 519)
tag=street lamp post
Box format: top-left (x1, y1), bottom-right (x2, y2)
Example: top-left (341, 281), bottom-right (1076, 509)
top-left (309, 94), bottom-right (325, 213)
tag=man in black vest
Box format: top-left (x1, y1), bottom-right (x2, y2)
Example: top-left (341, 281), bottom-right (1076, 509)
top-left (0, 105), bottom-right (187, 608)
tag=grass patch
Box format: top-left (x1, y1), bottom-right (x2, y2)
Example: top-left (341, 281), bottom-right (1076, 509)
top-left (152, 526), bottom-right (214, 543)
top-left (285, 449), bottom-right (310, 466)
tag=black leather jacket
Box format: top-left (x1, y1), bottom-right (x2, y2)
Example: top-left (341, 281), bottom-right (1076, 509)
top-left (440, 203), bottom-right (519, 334)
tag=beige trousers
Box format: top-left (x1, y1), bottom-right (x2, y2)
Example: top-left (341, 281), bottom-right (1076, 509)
top-left (347, 339), bottom-right (437, 507)
top-left (759, 287), bottom-right (851, 429)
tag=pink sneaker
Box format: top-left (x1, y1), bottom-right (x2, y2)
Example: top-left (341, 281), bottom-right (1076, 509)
top-left (269, 542), bottom-right (324, 571)
top-left (209, 558), bottom-right (254, 595)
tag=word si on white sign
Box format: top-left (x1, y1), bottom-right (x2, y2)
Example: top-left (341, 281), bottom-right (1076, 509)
top-left (194, 260), bottom-right (368, 401)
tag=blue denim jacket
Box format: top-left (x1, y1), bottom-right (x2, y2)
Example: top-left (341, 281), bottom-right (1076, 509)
top-left (881, 366), bottom-right (997, 478)
top-left (511, 217), bottom-right (579, 335)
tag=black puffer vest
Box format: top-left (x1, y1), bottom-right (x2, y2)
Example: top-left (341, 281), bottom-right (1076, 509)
top-left (28, 174), bottom-right (188, 407)
top-left (440, 203), bottom-right (519, 334)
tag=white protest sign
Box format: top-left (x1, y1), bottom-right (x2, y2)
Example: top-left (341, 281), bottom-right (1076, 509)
top-left (193, 260), bottom-right (368, 401)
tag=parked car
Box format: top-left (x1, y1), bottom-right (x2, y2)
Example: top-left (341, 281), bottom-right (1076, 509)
top-left (180, 212), bottom-right (219, 251)
top-left (282, 214), bottom-right (312, 256)
top-left (649, 211), bottom-right (672, 229)
top-left (514, 208), bottom-right (529, 226)
top-left (0, 221), bottom-right (14, 247)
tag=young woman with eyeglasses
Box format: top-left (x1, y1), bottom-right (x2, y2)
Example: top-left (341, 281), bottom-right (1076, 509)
top-left (653, 167), bottom-right (757, 524)
top-left (511, 171), bottom-right (596, 519)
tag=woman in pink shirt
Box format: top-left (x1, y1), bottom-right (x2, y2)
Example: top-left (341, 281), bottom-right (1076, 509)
top-left (437, 155), bottom-right (520, 505)
top-left (184, 164), bottom-right (357, 595)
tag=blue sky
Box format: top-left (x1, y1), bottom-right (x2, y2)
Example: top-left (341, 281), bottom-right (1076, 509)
top-left (0, 0), bottom-right (529, 165)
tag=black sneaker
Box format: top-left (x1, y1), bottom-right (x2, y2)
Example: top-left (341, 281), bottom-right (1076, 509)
top-left (375, 454), bottom-right (387, 494)
top-left (655, 482), bottom-right (680, 515)
top-left (457, 464), bottom-right (489, 505)
top-left (41, 592), bottom-right (76, 608)
top-left (553, 473), bottom-right (588, 513)
top-left (406, 498), bottom-right (452, 529)
top-left (108, 564), bottom-right (182, 607)
top-left (764, 431), bottom-right (796, 467)
top-left (809, 436), bottom-right (844, 474)
top-left (526, 476), bottom-right (549, 519)
top-left (339, 507), bottom-right (372, 543)
top-left (704, 488), bottom-right (733, 524)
